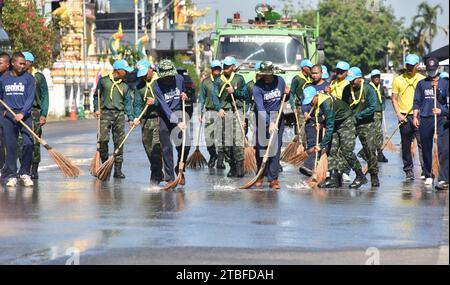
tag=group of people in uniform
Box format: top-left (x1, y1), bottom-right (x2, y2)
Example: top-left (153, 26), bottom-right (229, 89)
top-left (0, 51), bottom-right (448, 191)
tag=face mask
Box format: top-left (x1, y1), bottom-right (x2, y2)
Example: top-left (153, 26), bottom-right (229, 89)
top-left (426, 70), bottom-right (439, 78)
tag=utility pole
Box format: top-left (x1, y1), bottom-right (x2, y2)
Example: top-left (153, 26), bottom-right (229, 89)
top-left (141, 0), bottom-right (146, 32)
top-left (151, 0), bottom-right (157, 50)
top-left (82, 0), bottom-right (90, 114)
top-left (135, 0), bottom-right (139, 49)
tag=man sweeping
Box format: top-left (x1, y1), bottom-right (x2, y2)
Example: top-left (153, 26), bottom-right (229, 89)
top-left (198, 60), bottom-right (221, 168)
top-left (94, 59), bottom-right (134, 179)
top-left (302, 86), bottom-right (365, 189)
top-left (0, 52), bottom-right (35, 187)
top-left (153, 59), bottom-right (189, 186)
top-left (253, 61), bottom-right (288, 189)
top-left (299, 64), bottom-right (328, 177)
top-left (0, 52), bottom-right (10, 178)
top-left (392, 54), bottom-right (427, 181)
top-left (413, 57), bottom-right (449, 186)
top-left (22, 52), bottom-right (49, 180)
top-left (132, 59), bottom-right (163, 185)
top-left (214, 56), bottom-right (247, 178)
top-left (367, 69), bottom-right (389, 163)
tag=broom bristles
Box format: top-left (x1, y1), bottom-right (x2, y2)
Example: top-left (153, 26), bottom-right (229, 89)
top-left (95, 155), bottom-right (115, 181)
top-left (411, 138), bottom-right (417, 158)
top-left (385, 138), bottom-right (397, 152)
top-left (161, 172), bottom-right (183, 191)
top-left (244, 146), bottom-right (257, 174)
top-left (48, 148), bottom-right (80, 178)
top-left (90, 151), bottom-right (102, 176)
top-left (288, 151), bottom-right (309, 167)
top-left (186, 147), bottom-right (207, 169)
top-left (281, 135), bottom-right (300, 162)
top-left (307, 153), bottom-right (328, 189)
top-left (432, 143), bottom-right (440, 178)
top-left (362, 164), bottom-right (369, 175)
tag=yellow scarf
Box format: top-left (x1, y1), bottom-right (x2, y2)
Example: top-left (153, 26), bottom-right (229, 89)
top-left (349, 82), bottom-right (364, 107)
top-left (315, 92), bottom-right (332, 119)
top-left (299, 72), bottom-right (312, 89)
top-left (401, 74), bottom-right (420, 96)
top-left (143, 73), bottom-right (159, 100)
top-left (219, 72), bottom-right (236, 97)
top-left (31, 67), bottom-right (38, 77)
top-left (330, 79), bottom-right (349, 100)
top-left (369, 81), bottom-right (382, 104)
top-left (108, 73), bottom-right (124, 100)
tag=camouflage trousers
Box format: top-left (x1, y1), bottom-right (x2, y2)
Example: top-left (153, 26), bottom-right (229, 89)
top-left (203, 110), bottom-right (218, 148)
top-left (374, 112), bottom-right (384, 151)
top-left (356, 121), bottom-right (379, 175)
top-left (17, 108), bottom-right (42, 164)
top-left (328, 117), bottom-right (362, 172)
top-left (141, 117), bottom-right (163, 183)
top-left (295, 107), bottom-right (307, 148)
top-left (216, 110), bottom-right (245, 163)
top-left (99, 109), bottom-right (125, 163)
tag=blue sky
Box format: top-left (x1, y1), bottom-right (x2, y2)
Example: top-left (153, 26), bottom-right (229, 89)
top-left (194, 0), bottom-right (449, 49)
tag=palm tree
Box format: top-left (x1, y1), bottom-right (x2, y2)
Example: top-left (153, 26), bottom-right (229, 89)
top-left (410, 2), bottom-right (443, 55)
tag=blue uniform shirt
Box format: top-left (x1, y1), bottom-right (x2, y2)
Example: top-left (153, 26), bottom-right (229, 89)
top-left (414, 77), bottom-right (449, 118)
top-left (0, 71), bottom-right (36, 117)
top-left (253, 76), bottom-right (286, 125)
top-left (153, 74), bottom-right (186, 124)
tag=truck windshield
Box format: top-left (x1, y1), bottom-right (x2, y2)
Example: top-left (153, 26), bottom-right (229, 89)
top-left (217, 35), bottom-right (304, 69)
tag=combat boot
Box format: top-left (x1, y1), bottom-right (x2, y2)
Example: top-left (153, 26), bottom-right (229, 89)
top-left (318, 171), bottom-right (340, 188)
top-left (235, 160), bottom-right (244, 178)
top-left (377, 151), bottom-right (388, 163)
top-left (335, 171), bottom-right (343, 187)
top-left (207, 146), bottom-right (217, 168)
top-left (349, 169), bottom-right (368, 189)
top-left (216, 152), bottom-right (226, 169)
top-left (227, 161), bottom-right (236, 177)
top-left (31, 163), bottom-right (39, 180)
top-left (113, 162), bottom-right (126, 179)
top-left (371, 173), bottom-right (380, 187)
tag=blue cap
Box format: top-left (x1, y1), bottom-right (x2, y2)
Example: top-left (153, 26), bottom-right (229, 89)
top-left (136, 59), bottom-right (153, 78)
top-left (113, 59), bottom-right (133, 72)
top-left (321, 65), bottom-right (328, 72)
top-left (346, 67), bottom-right (363, 82)
top-left (223, 56), bottom-right (237, 66)
top-left (405, 54), bottom-right (420, 66)
top-left (335, 61), bottom-right (350, 71)
top-left (370, 69), bottom-right (381, 77)
top-left (22, 52), bottom-right (35, 62)
top-left (254, 61), bottom-right (262, 71)
top-left (300, 59), bottom-right (313, 68)
top-left (302, 86), bottom-right (318, 105)
top-left (210, 60), bottom-right (222, 69)
top-left (322, 71), bottom-right (330, 80)
top-left (440, 72), bottom-right (449, 79)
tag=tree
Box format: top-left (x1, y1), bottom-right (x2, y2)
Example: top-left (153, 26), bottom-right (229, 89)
top-left (2, 0), bottom-right (56, 69)
top-left (293, 0), bottom-right (404, 73)
top-left (408, 2), bottom-right (444, 56)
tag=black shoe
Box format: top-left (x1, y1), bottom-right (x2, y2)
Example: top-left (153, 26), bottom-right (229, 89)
top-left (207, 147), bottom-right (217, 168)
top-left (31, 163), bottom-right (39, 180)
top-left (435, 182), bottom-right (449, 191)
top-left (371, 174), bottom-right (380, 187)
top-left (113, 163), bottom-right (126, 179)
top-left (349, 174), bottom-right (368, 189)
top-left (406, 170), bottom-right (415, 181)
top-left (318, 171), bottom-right (340, 188)
top-left (216, 153), bottom-right (226, 169)
top-left (227, 162), bottom-right (236, 178)
top-left (235, 160), bottom-right (244, 178)
top-left (299, 166), bottom-right (313, 177)
top-left (377, 152), bottom-right (388, 163)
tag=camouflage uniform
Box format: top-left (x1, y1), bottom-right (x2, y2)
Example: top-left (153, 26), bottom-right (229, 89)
top-left (94, 74), bottom-right (134, 173)
top-left (289, 73), bottom-right (311, 146)
top-left (134, 77), bottom-right (163, 184)
top-left (214, 72), bottom-right (247, 175)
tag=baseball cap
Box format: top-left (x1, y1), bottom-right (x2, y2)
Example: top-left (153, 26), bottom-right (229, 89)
top-left (370, 69), bottom-right (381, 77)
top-left (22, 51), bottom-right (35, 62)
top-left (425, 57), bottom-right (439, 71)
top-left (300, 59), bottom-right (313, 69)
top-left (136, 59), bottom-right (153, 78)
top-left (346, 67), bottom-right (363, 82)
top-left (302, 86), bottom-right (318, 105)
top-left (113, 59), bottom-right (133, 72)
top-left (259, 61), bottom-right (275, 75)
top-left (254, 61), bottom-right (262, 72)
top-left (223, 56), bottom-right (237, 66)
top-left (405, 54), bottom-right (420, 66)
top-left (440, 71), bottom-right (449, 79)
top-left (335, 61), bottom-right (350, 71)
top-left (210, 60), bottom-right (222, 69)
top-left (321, 65), bottom-right (329, 79)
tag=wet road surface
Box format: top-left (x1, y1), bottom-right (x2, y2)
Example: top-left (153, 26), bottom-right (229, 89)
top-left (0, 104), bottom-right (448, 265)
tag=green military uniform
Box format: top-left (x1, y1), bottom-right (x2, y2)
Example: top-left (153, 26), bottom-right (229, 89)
top-left (289, 73), bottom-right (311, 147)
top-left (368, 81), bottom-right (386, 154)
top-left (214, 72), bottom-right (247, 176)
top-left (94, 73), bottom-right (134, 172)
top-left (134, 76), bottom-right (163, 184)
top-left (198, 75), bottom-right (221, 167)
top-left (342, 82), bottom-right (378, 175)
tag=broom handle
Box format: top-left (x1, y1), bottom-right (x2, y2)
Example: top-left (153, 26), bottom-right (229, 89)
top-left (178, 100), bottom-right (187, 170)
top-left (97, 90), bottom-right (101, 145)
top-left (114, 104), bottom-right (149, 153)
top-left (230, 92), bottom-right (249, 146)
top-left (262, 93), bottom-right (287, 162)
top-left (0, 99), bottom-right (47, 146)
top-left (314, 123), bottom-right (320, 169)
top-left (195, 114), bottom-right (204, 148)
top-left (379, 106), bottom-right (413, 152)
top-left (433, 82), bottom-right (438, 140)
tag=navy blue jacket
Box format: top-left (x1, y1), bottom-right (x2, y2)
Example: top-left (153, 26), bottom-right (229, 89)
top-left (253, 76), bottom-right (286, 125)
top-left (414, 77), bottom-right (449, 118)
top-left (0, 71), bottom-right (36, 117)
top-left (153, 74), bottom-right (186, 124)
